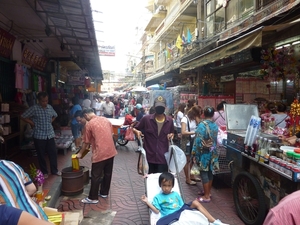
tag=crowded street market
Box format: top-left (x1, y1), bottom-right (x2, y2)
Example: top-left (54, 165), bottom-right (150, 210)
top-left (1, 0), bottom-right (300, 225)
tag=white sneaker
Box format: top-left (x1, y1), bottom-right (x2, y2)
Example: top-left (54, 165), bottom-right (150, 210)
top-left (81, 197), bottom-right (99, 204)
top-left (212, 219), bottom-right (229, 225)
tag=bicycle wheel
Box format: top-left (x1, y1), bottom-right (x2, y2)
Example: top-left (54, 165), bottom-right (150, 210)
top-left (233, 171), bottom-right (266, 225)
top-left (117, 136), bottom-right (128, 146)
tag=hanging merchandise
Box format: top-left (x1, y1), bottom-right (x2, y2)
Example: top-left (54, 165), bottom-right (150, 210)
top-left (15, 63), bottom-right (24, 89)
top-left (84, 77), bottom-right (91, 88)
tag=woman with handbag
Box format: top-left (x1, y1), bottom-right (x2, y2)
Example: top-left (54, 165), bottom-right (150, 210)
top-left (192, 106), bottom-right (219, 203)
top-left (174, 103), bottom-right (186, 144)
top-left (181, 105), bottom-right (202, 185)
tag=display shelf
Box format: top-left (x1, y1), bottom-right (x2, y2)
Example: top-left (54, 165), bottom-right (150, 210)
top-left (3, 131), bottom-right (20, 140)
top-left (241, 152), bottom-right (294, 181)
top-left (0, 114), bottom-right (20, 159)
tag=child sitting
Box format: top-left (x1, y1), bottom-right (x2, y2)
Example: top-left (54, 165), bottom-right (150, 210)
top-left (141, 172), bottom-right (229, 225)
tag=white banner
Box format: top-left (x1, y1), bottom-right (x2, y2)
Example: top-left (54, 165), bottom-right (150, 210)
top-left (99, 45), bottom-right (115, 56)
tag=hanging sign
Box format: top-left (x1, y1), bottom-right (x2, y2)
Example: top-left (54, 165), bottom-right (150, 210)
top-left (0, 27), bottom-right (16, 58)
top-left (68, 76), bottom-right (85, 85)
top-left (22, 46), bottom-right (48, 71)
top-left (220, 74), bottom-right (234, 82)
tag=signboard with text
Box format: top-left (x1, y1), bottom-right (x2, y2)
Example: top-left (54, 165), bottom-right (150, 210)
top-left (68, 76), bottom-right (85, 85)
top-left (99, 45), bottom-right (115, 56)
top-left (0, 27), bottom-right (16, 58)
top-left (22, 47), bottom-right (48, 71)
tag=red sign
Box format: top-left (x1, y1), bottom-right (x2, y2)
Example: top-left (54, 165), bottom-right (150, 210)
top-left (0, 27), bottom-right (16, 58)
top-left (22, 47), bottom-right (48, 71)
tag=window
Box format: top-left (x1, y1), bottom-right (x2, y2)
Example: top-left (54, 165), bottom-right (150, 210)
top-left (206, 14), bottom-right (214, 37)
top-left (205, 0), bottom-right (225, 37)
top-left (226, 0), bottom-right (238, 27)
top-left (157, 50), bottom-right (165, 68)
top-left (215, 7), bottom-right (225, 33)
top-left (239, 0), bottom-right (254, 19)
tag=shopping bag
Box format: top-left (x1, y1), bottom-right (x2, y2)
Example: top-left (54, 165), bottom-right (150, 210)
top-left (124, 127), bottom-right (135, 141)
top-left (190, 163), bottom-right (200, 176)
top-left (165, 144), bottom-right (186, 173)
top-left (137, 141), bottom-right (149, 175)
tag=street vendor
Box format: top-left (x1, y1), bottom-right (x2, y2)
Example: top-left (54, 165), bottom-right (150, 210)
top-left (284, 131), bottom-right (300, 146)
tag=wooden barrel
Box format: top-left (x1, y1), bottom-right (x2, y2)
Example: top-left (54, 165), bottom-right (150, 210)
top-left (80, 166), bottom-right (90, 185)
top-left (61, 167), bottom-right (84, 196)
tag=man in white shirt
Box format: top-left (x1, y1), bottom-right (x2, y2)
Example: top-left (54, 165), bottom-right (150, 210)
top-left (95, 96), bottom-right (103, 116)
top-left (81, 94), bottom-right (91, 109)
top-left (100, 96), bottom-right (115, 118)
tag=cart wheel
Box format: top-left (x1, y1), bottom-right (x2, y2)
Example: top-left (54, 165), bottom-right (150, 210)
top-left (233, 171), bottom-right (266, 225)
top-left (117, 138), bottom-right (128, 146)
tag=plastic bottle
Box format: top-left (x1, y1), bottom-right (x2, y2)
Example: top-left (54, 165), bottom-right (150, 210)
top-left (264, 139), bottom-right (272, 164)
top-left (252, 135), bottom-right (260, 158)
top-left (255, 136), bottom-right (263, 161)
top-left (258, 138), bottom-right (267, 163)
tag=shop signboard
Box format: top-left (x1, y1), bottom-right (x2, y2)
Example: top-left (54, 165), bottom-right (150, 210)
top-left (0, 27), bottom-right (16, 58)
top-left (68, 76), bottom-right (85, 86)
top-left (22, 46), bottom-right (48, 71)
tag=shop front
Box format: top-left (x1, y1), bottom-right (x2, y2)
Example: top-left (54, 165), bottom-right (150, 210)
top-left (0, 0), bottom-right (102, 159)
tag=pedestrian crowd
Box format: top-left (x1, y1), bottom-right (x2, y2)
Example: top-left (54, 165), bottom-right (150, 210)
top-left (4, 90), bottom-right (295, 225)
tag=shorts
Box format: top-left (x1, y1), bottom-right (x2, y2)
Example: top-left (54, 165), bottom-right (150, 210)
top-left (71, 123), bottom-right (81, 139)
top-left (200, 170), bottom-right (213, 184)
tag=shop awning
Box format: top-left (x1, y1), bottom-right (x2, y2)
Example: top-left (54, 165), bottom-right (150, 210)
top-left (145, 71), bottom-right (165, 82)
top-left (180, 22), bottom-right (299, 72)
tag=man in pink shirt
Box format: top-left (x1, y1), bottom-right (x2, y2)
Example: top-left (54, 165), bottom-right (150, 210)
top-left (263, 190), bottom-right (300, 225)
top-left (76, 108), bottom-right (117, 204)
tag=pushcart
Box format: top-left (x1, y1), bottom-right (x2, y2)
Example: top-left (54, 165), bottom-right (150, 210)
top-left (224, 104), bottom-right (300, 225)
top-left (107, 118), bottom-right (130, 146)
top-left (225, 142), bottom-right (300, 225)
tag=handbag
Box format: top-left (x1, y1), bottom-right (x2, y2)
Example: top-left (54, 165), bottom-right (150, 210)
top-left (201, 121), bottom-right (213, 149)
top-left (124, 127), bottom-right (135, 141)
top-left (137, 138), bottom-right (149, 175)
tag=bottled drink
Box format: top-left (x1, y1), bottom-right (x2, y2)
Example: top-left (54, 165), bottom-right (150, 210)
top-left (252, 135), bottom-right (260, 158)
top-left (255, 136), bottom-right (263, 161)
top-left (264, 139), bottom-right (272, 164)
top-left (258, 138), bottom-right (267, 163)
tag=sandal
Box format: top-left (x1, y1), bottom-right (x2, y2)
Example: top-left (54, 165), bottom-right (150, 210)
top-left (186, 180), bottom-right (196, 185)
top-left (198, 191), bottom-right (212, 198)
top-left (197, 197), bottom-right (211, 203)
top-left (191, 177), bottom-right (201, 182)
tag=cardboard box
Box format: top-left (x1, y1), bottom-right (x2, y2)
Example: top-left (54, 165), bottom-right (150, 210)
top-left (44, 207), bottom-right (83, 225)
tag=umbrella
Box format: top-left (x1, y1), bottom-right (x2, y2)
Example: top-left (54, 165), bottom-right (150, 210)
top-left (131, 86), bottom-right (148, 92)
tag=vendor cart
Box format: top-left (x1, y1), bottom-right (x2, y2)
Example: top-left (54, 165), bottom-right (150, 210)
top-left (107, 118), bottom-right (129, 146)
top-left (223, 104), bottom-right (300, 225)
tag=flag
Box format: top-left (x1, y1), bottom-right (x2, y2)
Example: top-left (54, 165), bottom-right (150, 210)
top-left (187, 28), bottom-right (192, 43)
top-left (165, 49), bottom-right (170, 59)
top-left (176, 35), bottom-right (182, 49)
top-left (167, 43), bottom-right (172, 53)
top-left (182, 33), bottom-right (186, 45)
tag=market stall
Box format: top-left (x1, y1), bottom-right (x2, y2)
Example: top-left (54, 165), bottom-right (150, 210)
top-left (224, 104), bottom-right (300, 225)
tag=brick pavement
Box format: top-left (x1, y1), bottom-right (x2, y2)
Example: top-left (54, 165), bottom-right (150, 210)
top-left (11, 141), bottom-right (245, 224)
